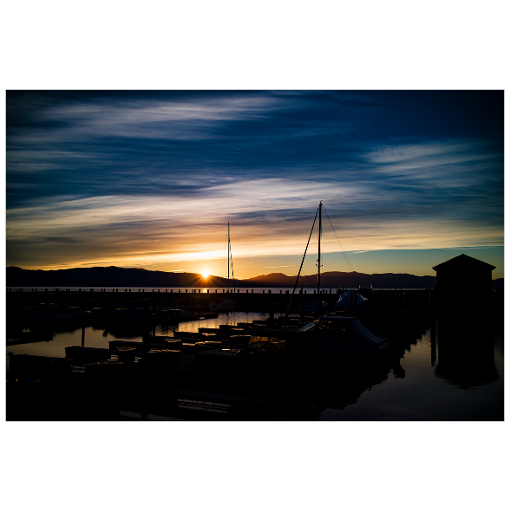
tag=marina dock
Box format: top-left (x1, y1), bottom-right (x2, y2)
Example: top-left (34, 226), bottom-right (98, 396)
top-left (6, 306), bottom-right (431, 420)
top-left (6, 283), bottom-right (503, 421)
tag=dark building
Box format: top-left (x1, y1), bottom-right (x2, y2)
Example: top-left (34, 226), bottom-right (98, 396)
top-left (432, 254), bottom-right (495, 317)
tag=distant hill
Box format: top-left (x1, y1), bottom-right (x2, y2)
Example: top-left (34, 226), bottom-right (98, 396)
top-left (244, 271), bottom-right (437, 289)
top-left (6, 266), bottom-right (227, 288)
top-left (6, 266), bottom-right (503, 289)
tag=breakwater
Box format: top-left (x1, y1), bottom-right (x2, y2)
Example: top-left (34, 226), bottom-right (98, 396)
top-left (7, 287), bottom-right (434, 315)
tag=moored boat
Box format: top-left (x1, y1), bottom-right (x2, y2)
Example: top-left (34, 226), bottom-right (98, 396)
top-left (298, 315), bottom-right (399, 361)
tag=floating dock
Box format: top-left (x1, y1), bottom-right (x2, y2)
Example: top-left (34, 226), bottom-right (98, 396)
top-left (6, 312), bottom-right (430, 421)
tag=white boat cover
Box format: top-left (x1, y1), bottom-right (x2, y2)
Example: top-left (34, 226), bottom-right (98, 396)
top-left (334, 291), bottom-right (368, 309)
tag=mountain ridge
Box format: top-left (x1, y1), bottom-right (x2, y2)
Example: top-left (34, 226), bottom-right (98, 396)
top-left (6, 266), bottom-right (504, 289)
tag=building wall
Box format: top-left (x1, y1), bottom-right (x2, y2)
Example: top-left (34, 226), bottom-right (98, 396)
top-left (436, 265), bottom-right (493, 317)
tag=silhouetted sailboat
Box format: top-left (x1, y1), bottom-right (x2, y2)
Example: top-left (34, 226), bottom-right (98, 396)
top-left (199, 203), bottom-right (402, 380)
top-left (209, 223), bottom-right (236, 311)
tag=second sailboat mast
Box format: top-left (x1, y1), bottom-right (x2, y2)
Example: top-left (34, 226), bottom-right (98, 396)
top-left (317, 201), bottom-right (322, 316)
top-left (227, 222), bottom-right (230, 293)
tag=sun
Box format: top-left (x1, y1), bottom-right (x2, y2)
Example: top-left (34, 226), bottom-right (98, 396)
top-left (201, 269), bottom-right (210, 278)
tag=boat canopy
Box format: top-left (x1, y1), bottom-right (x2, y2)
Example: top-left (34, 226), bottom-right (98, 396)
top-left (334, 291), bottom-right (368, 309)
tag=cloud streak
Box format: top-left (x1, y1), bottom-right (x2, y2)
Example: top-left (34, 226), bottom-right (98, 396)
top-left (6, 91), bottom-right (504, 277)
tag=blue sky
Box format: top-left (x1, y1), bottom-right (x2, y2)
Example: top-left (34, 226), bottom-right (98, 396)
top-left (6, 90), bottom-right (504, 279)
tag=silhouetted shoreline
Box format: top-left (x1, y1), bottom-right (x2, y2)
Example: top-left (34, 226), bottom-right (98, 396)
top-left (5, 265), bottom-right (455, 289)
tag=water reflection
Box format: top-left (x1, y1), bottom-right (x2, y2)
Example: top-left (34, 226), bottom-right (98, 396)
top-left (101, 311), bottom-right (293, 339)
top-left (434, 319), bottom-right (499, 389)
top-left (430, 322), bottom-right (437, 367)
top-left (320, 358), bottom-right (406, 413)
top-left (6, 311), bottom-right (503, 420)
top-left (104, 323), bottom-right (146, 339)
top-left (173, 311), bottom-right (293, 334)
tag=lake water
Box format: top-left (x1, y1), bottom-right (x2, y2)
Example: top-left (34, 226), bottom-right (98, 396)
top-left (6, 311), bottom-right (504, 420)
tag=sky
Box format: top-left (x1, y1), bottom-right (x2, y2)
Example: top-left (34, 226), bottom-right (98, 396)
top-left (5, 90), bottom-right (504, 279)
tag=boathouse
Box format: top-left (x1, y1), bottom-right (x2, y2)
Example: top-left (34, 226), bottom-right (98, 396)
top-left (432, 254), bottom-right (495, 317)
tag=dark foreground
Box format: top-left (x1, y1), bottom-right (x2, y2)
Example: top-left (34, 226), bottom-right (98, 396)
top-left (6, 288), bottom-right (504, 420)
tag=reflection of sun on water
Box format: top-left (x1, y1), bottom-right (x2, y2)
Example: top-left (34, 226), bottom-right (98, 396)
top-left (176, 312), bottom-right (278, 333)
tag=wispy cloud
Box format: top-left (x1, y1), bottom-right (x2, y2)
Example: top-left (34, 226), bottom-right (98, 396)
top-left (6, 91), bottom-right (504, 277)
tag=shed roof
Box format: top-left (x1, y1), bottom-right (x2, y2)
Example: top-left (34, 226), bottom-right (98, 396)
top-left (432, 254), bottom-right (496, 272)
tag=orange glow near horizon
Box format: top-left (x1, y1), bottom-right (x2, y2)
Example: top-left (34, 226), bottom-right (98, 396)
top-left (201, 270), bottom-right (210, 278)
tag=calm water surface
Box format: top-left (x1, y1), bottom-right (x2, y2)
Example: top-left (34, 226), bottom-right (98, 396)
top-left (6, 312), bottom-right (504, 420)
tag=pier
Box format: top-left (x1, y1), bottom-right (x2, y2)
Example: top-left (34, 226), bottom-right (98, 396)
top-left (6, 287), bottom-right (434, 316)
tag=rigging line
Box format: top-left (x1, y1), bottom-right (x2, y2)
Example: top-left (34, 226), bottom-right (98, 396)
top-left (283, 205), bottom-right (320, 326)
top-left (322, 204), bottom-right (361, 289)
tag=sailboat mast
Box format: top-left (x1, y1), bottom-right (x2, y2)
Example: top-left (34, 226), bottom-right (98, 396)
top-left (227, 222), bottom-right (230, 293)
top-left (231, 226), bottom-right (235, 293)
top-left (317, 201), bottom-right (322, 317)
